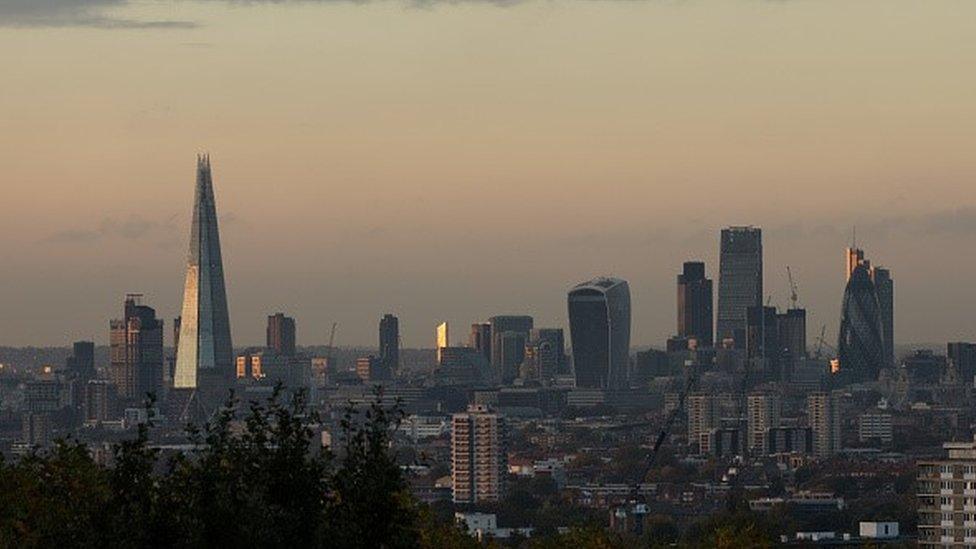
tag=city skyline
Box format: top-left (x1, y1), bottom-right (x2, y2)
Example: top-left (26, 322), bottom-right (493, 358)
top-left (3, 1), bottom-right (976, 348)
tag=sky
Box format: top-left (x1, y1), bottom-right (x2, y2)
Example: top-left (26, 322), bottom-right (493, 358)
top-left (1, 0), bottom-right (975, 349)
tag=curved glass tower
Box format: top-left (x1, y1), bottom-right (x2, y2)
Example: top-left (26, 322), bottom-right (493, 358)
top-left (174, 155), bottom-right (233, 389)
top-left (837, 264), bottom-right (884, 383)
top-left (568, 277), bottom-right (631, 390)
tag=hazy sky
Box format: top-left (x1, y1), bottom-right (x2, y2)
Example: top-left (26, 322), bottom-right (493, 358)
top-left (1, 0), bottom-right (975, 349)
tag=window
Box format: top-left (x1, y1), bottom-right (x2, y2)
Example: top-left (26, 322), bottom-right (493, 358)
top-left (943, 496), bottom-right (953, 506)
top-left (944, 465), bottom-right (955, 474)
top-left (943, 481), bottom-right (954, 490)
top-left (943, 512), bottom-right (954, 522)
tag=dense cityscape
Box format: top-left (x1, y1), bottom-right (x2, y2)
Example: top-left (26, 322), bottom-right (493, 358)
top-left (1, 155), bottom-right (972, 546)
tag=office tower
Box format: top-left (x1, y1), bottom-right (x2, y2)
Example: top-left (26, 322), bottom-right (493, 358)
top-left (872, 267), bottom-right (894, 369)
top-left (84, 380), bottom-right (118, 423)
top-left (567, 277), bottom-right (631, 391)
top-left (858, 410), bottom-right (893, 444)
top-left (917, 437), bottom-right (976, 546)
top-left (716, 227), bottom-right (763, 348)
top-left (489, 316), bottom-right (534, 383)
top-left (25, 380), bottom-right (61, 413)
top-left (498, 332), bottom-right (527, 383)
top-left (436, 322), bottom-right (450, 364)
top-left (379, 314), bottom-right (400, 373)
top-left (266, 313), bottom-right (297, 356)
top-left (845, 247), bottom-right (866, 280)
top-left (66, 341), bottom-right (95, 381)
top-left (452, 405), bottom-right (507, 504)
top-left (777, 308), bottom-right (807, 362)
top-left (109, 295), bottom-right (164, 401)
top-left (174, 155), bottom-right (234, 391)
top-left (524, 328), bottom-right (565, 381)
top-left (747, 393), bottom-right (781, 454)
top-left (677, 261), bottom-right (714, 347)
top-left (807, 391), bottom-right (841, 458)
top-left (948, 342), bottom-right (976, 386)
top-left (469, 322), bottom-right (492, 362)
top-left (746, 306), bottom-right (779, 377)
top-left (837, 264), bottom-right (885, 384)
top-left (686, 393), bottom-right (717, 449)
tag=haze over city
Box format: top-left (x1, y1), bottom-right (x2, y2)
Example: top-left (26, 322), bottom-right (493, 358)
top-left (2, 0), bottom-right (975, 349)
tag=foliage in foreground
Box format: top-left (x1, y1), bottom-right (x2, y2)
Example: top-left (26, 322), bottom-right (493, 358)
top-left (0, 389), bottom-right (474, 549)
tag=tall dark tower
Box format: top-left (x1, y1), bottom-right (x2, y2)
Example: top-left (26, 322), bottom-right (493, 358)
top-left (872, 267), bottom-right (894, 369)
top-left (716, 226), bottom-right (763, 348)
top-left (568, 277), bottom-right (631, 391)
top-left (488, 316), bottom-right (534, 384)
top-left (838, 264), bottom-right (885, 383)
top-left (109, 295), bottom-right (164, 401)
top-left (469, 323), bottom-right (492, 362)
top-left (174, 155), bottom-right (234, 392)
top-left (379, 314), bottom-right (400, 373)
top-left (677, 261), bottom-right (714, 348)
top-left (66, 341), bottom-right (96, 382)
top-left (267, 313), bottom-right (297, 356)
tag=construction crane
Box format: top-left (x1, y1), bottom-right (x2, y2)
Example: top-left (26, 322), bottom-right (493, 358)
top-left (814, 324), bottom-right (836, 359)
top-left (787, 266), bottom-right (799, 310)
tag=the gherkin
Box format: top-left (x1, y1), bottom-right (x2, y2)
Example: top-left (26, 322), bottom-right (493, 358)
top-left (837, 264), bottom-right (885, 383)
top-left (173, 155), bottom-right (233, 390)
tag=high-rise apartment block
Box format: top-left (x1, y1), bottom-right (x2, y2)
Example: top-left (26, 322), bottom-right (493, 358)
top-left (687, 393), bottom-right (718, 451)
top-left (109, 295), bottom-right (164, 401)
top-left (716, 227), bottom-right (763, 348)
top-left (266, 313), bottom-right (296, 356)
top-left (807, 391), bottom-right (842, 458)
top-left (917, 437), bottom-right (976, 547)
top-left (452, 405), bottom-right (507, 504)
top-left (747, 393), bottom-right (781, 454)
top-left (677, 261), bottom-right (713, 348)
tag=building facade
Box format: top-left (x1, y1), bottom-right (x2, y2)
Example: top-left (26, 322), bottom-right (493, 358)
top-left (489, 316), bottom-right (534, 383)
top-left (807, 391), bottom-right (841, 458)
top-left (917, 437), bottom-right (976, 547)
top-left (452, 405), bottom-right (507, 504)
top-left (109, 295), bottom-right (164, 401)
top-left (266, 313), bottom-right (296, 356)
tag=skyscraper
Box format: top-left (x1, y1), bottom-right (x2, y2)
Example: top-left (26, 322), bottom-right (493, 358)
top-left (837, 264), bottom-right (885, 384)
top-left (452, 405), bottom-right (507, 504)
top-left (677, 261), bottom-right (713, 348)
top-left (379, 314), bottom-right (400, 373)
top-left (716, 226), bottom-right (763, 348)
top-left (745, 305), bottom-right (779, 378)
top-left (109, 295), bottom-right (164, 401)
top-left (469, 322), bottom-right (492, 362)
top-left (66, 341), bottom-right (95, 382)
top-left (174, 155), bottom-right (234, 392)
top-left (845, 246), bottom-right (866, 281)
top-left (948, 342), bottom-right (976, 386)
top-left (567, 277), bottom-right (631, 390)
top-left (872, 267), bottom-right (894, 369)
top-left (266, 313), bottom-right (296, 356)
top-left (525, 328), bottom-right (566, 380)
top-left (489, 316), bottom-right (533, 383)
top-left (436, 322), bottom-right (450, 364)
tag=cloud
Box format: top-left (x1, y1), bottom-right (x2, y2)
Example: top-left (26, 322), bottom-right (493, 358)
top-left (42, 215), bottom-right (175, 244)
top-left (0, 0), bottom-right (195, 28)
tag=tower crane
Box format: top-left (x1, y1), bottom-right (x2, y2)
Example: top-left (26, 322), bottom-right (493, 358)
top-left (787, 266), bottom-right (799, 310)
top-left (326, 322), bottom-right (338, 371)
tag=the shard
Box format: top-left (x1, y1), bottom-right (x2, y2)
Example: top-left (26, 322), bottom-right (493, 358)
top-left (173, 155), bottom-right (233, 390)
